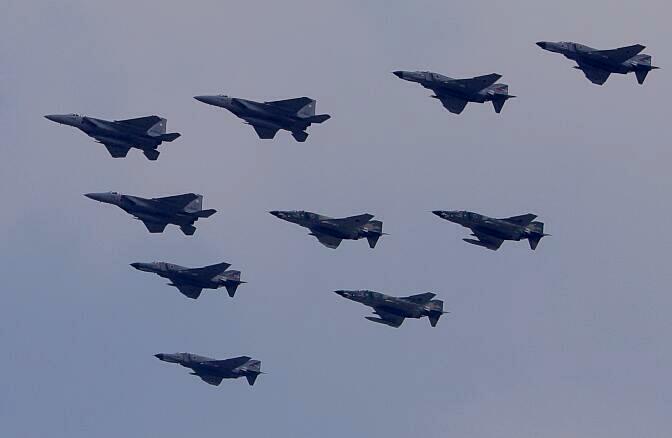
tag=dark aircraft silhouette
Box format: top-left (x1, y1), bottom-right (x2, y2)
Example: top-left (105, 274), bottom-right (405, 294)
top-left (194, 95), bottom-right (330, 142)
top-left (335, 290), bottom-right (446, 328)
top-left (269, 210), bottom-right (385, 249)
top-left (85, 192), bottom-right (215, 235)
top-left (155, 353), bottom-right (263, 386)
top-left (44, 114), bottom-right (180, 160)
top-left (432, 210), bottom-right (548, 250)
top-left (393, 70), bottom-right (515, 114)
top-left (130, 261), bottom-right (244, 299)
top-left (536, 41), bottom-right (658, 85)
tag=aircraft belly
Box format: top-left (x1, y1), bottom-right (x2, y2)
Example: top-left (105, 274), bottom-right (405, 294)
top-left (243, 117), bottom-right (284, 130)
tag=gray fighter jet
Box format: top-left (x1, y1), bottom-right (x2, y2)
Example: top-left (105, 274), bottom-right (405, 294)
top-left (44, 114), bottom-right (180, 160)
top-left (130, 261), bottom-right (244, 299)
top-left (155, 353), bottom-right (263, 386)
top-left (334, 290), bottom-right (446, 328)
top-left (193, 95), bottom-right (330, 142)
top-left (536, 41), bottom-right (658, 85)
top-left (269, 210), bottom-right (385, 249)
top-left (84, 192), bottom-right (215, 235)
top-left (393, 70), bottom-right (515, 114)
top-left (432, 210), bottom-right (548, 250)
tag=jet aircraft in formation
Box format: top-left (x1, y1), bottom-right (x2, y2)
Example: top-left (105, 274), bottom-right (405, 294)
top-left (194, 95), bottom-right (330, 142)
top-left (432, 210), bottom-right (548, 250)
top-left (44, 114), bottom-right (180, 160)
top-left (335, 290), bottom-right (446, 328)
top-left (84, 192), bottom-right (216, 235)
top-left (393, 71), bottom-right (515, 114)
top-left (130, 261), bottom-right (244, 299)
top-left (269, 211), bottom-right (385, 249)
top-left (155, 353), bottom-right (263, 386)
top-left (536, 41), bottom-right (658, 85)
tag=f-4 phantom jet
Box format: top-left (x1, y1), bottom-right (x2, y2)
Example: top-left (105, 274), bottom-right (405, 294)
top-left (155, 353), bottom-right (263, 386)
top-left (130, 261), bottom-right (244, 299)
top-left (269, 211), bottom-right (385, 249)
top-left (334, 290), bottom-right (446, 328)
top-left (44, 114), bottom-right (180, 160)
top-left (194, 95), bottom-right (330, 142)
top-left (393, 71), bottom-right (515, 114)
top-left (536, 41), bottom-right (658, 85)
top-left (432, 210), bottom-right (549, 250)
top-left (84, 192), bottom-right (216, 235)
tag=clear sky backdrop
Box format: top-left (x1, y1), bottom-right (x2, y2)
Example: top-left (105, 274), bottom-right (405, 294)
top-left (1, 1), bottom-right (671, 437)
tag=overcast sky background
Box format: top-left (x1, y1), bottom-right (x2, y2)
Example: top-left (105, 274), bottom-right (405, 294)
top-left (1, 0), bottom-right (671, 436)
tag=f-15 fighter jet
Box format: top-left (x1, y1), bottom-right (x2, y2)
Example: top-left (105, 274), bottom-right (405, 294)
top-left (194, 95), bottom-right (330, 142)
top-left (130, 261), bottom-right (244, 299)
top-left (334, 290), bottom-right (446, 328)
top-left (84, 192), bottom-right (216, 235)
top-left (536, 41), bottom-right (658, 85)
top-left (393, 70), bottom-right (515, 114)
top-left (155, 353), bottom-right (263, 386)
top-left (432, 210), bottom-right (548, 250)
top-left (44, 114), bottom-right (180, 160)
top-left (269, 210), bottom-right (385, 249)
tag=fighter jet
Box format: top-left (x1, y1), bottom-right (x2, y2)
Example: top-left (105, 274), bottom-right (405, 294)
top-left (130, 261), bottom-right (244, 299)
top-left (44, 114), bottom-right (180, 160)
top-left (432, 210), bottom-right (549, 250)
top-left (155, 353), bottom-right (263, 386)
top-left (84, 192), bottom-right (215, 235)
top-left (269, 210), bottom-right (385, 249)
top-left (193, 95), bottom-right (330, 142)
top-left (334, 290), bottom-right (446, 328)
top-left (393, 70), bottom-right (515, 114)
top-left (536, 41), bottom-right (658, 85)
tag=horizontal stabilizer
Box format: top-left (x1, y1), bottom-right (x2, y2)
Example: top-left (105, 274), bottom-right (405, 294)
top-left (492, 96), bottom-right (513, 114)
top-left (292, 130), bottom-right (309, 142)
top-left (635, 69), bottom-right (650, 85)
top-left (143, 149), bottom-right (160, 161)
top-left (180, 225), bottom-right (197, 235)
top-left (306, 114), bottom-right (330, 124)
top-left (246, 373), bottom-right (260, 386)
top-left (194, 209), bottom-right (217, 218)
top-left (367, 234), bottom-right (381, 249)
top-left (159, 132), bottom-right (180, 142)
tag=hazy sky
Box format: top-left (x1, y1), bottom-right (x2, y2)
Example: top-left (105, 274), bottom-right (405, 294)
top-left (2, 1), bottom-right (671, 437)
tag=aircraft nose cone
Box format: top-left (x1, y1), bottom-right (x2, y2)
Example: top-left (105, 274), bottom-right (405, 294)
top-left (334, 290), bottom-right (347, 297)
top-left (154, 354), bottom-right (165, 360)
top-left (392, 71), bottom-right (404, 79)
top-left (84, 193), bottom-right (104, 202)
top-left (44, 114), bottom-right (67, 124)
top-left (130, 263), bottom-right (142, 270)
top-left (269, 211), bottom-right (280, 217)
top-left (194, 95), bottom-right (219, 106)
top-left (536, 41), bottom-right (548, 49)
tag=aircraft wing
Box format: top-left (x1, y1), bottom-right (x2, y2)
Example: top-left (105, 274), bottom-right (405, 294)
top-left (502, 214), bottom-right (537, 226)
top-left (193, 373), bottom-right (224, 386)
top-left (310, 232), bottom-right (342, 249)
top-left (210, 356), bottom-right (252, 371)
top-left (173, 284), bottom-right (203, 299)
top-left (252, 125), bottom-right (279, 139)
top-left (186, 262), bottom-right (232, 279)
top-left (575, 63), bottom-right (612, 85)
top-left (452, 73), bottom-right (502, 93)
top-left (93, 137), bottom-right (132, 158)
top-left (321, 214), bottom-right (374, 231)
top-left (368, 308), bottom-right (405, 328)
top-left (264, 97), bottom-right (313, 113)
top-left (467, 230), bottom-right (504, 250)
top-left (586, 44), bottom-right (645, 64)
top-left (142, 220), bottom-right (168, 233)
top-left (437, 95), bottom-right (469, 114)
top-left (400, 292), bottom-right (436, 304)
top-left (114, 115), bottom-right (163, 131)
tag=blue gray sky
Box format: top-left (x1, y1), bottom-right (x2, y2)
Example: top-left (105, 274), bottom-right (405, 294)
top-left (2, 0), bottom-right (671, 436)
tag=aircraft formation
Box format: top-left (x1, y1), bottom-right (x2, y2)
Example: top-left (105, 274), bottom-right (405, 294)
top-left (45, 40), bottom-right (657, 387)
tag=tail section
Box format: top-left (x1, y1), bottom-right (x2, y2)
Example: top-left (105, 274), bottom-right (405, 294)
top-left (180, 224), bottom-right (197, 236)
top-left (146, 118), bottom-right (167, 136)
top-left (362, 220), bottom-right (385, 249)
top-left (193, 209), bottom-right (217, 218)
top-left (223, 270), bottom-right (245, 297)
top-left (426, 299), bottom-right (445, 327)
top-left (306, 114), bottom-right (331, 124)
top-left (183, 195), bottom-right (203, 213)
top-left (243, 360), bottom-right (262, 386)
top-left (488, 84), bottom-right (515, 114)
top-left (632, 54), bottom-right (658, 84)
top-left (526, 221), bottom-right (548, 250)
